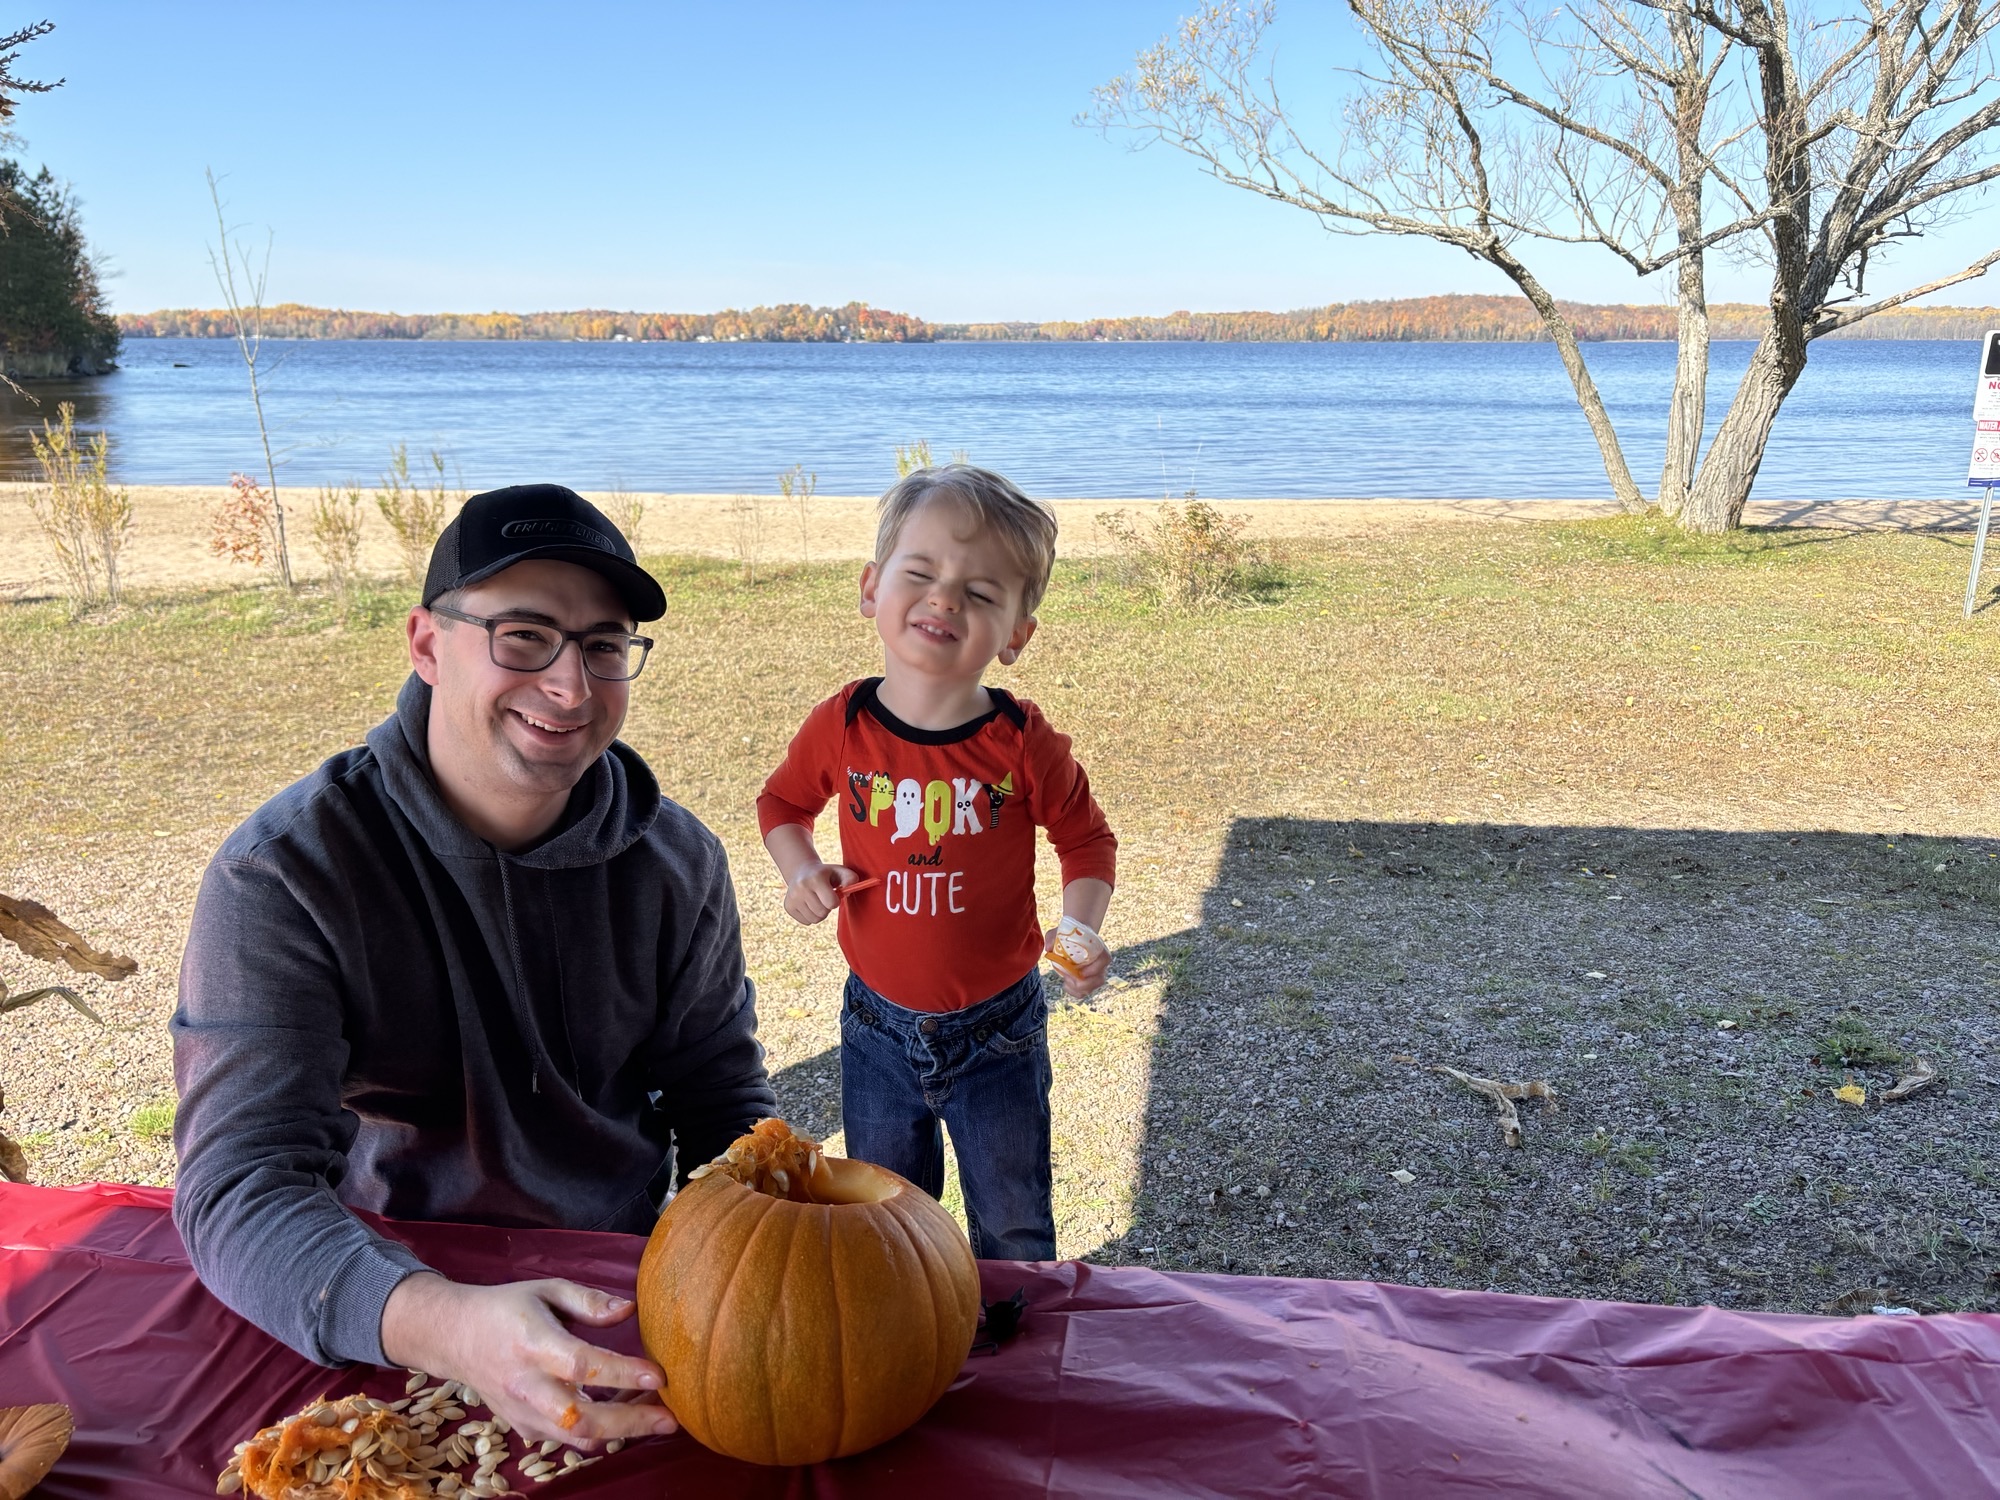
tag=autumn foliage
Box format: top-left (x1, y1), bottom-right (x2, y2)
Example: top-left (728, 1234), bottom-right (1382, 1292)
top-left (209, 473), bottom-right (286, 574)
top-left (119, 294), bottom-right (2000, 346)
top-left (122, 301), bottom-right (933, 343)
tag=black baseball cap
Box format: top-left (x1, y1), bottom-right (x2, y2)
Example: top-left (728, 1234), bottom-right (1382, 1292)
top-left (422, 484), bottom-right (666, 623)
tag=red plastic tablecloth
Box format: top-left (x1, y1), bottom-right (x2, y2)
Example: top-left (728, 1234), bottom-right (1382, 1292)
top-left (3, 1181), bottom-right (1998, 1498)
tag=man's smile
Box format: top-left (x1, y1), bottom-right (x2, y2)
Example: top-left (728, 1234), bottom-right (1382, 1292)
top-left (513, 709), bottom-right (588, 736)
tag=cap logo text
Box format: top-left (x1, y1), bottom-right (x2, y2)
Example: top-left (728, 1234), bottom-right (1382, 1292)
top-left (500, 518), bottom-right (615, 551)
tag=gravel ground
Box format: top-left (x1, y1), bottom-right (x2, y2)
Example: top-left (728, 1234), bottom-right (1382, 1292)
top-left (1089, 818), bottom-right (2000, 1313)
top-left (8, 518), bottom-right (2000, 1321)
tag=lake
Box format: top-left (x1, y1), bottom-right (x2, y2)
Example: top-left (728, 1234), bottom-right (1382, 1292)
top-left (0, 336), bottom-right (1980, 501)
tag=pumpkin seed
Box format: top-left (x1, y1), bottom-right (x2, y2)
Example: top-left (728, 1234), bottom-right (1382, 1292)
top-left (440, 1404), bottom-right (467, 1420)
top-left (214, 1470), bottom-right (243, 1495)
top-left (491, 1417), bottom-right (511, 1435)
top-left (311, 1404), bottom-right (339, 1426)
top-left (405, 1371), bottom-right (429, 1394)
top-left (459, 1387), bottom-right (481, 1407)
top-left (605, 1438), bottom-right (624, 1454)
top-left (537, 1438), bottom-right (559, 1456)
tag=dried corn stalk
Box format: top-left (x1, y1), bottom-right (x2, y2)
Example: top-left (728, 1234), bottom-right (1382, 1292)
top-left (1431, 1065), bottom-right (1558, 1148)
top-left (0, 893), bottom-right (137, 980)
top-left (0, 1090), bottom-right (26, 1184)
top-left (0, 893), bottom-right (134, 1184)
top-left (1883, 1056), bottom-right (1938, 1103)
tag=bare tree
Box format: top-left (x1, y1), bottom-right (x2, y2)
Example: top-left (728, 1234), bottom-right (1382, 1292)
top-left (1457, 0), bottom-right (1763, 515)
top-left (1093, 1), bottom-right (2000, 533)
top-left (0, 21), bottom-right (58, 136)
top-left (206, 168), bottom-right (293, 588)
top-left (1681, 0), bottom-right (2000, 530)
top-left (1089, 0), bottom-right (1657, 511)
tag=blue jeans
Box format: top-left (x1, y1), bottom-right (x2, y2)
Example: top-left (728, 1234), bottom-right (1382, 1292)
top-left (840, 969), bottom-right (1056, 1261)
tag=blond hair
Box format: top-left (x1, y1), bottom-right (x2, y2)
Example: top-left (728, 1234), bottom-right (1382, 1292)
top-left (874, 464), bottom-right (1058, 615)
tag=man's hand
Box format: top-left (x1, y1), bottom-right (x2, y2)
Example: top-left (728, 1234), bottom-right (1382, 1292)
top-left (783, 860), bottom-right (858, 926)
top-left (381, 1273), bottom-right (679, 1450)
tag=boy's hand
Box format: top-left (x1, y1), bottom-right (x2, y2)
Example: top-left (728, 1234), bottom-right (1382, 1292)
top-left (1043, 924), bottom-right (1111, 998)
top-left (784, 862), bottom-right (859, 925)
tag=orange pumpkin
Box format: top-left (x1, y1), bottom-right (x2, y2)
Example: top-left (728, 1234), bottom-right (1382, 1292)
top-left (636, 1118), bottom-right (980, 1466)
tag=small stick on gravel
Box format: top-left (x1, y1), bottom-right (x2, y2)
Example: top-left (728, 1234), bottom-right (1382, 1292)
top-left (1883, 1056), bottom-right (1938, 1102)
top-left (1430, 1066), bottom-right (1557, 1148)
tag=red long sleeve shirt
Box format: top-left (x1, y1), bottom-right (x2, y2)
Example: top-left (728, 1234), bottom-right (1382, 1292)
top-left (757, 678), bottom-right (1117, 1012)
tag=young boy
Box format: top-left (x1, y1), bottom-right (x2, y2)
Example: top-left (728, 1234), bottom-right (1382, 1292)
top-left (757, 464), bottom-right (1116, 1260)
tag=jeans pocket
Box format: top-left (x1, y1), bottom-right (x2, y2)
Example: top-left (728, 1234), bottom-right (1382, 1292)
top-left (979, 989), bottom-right (1048, 1057)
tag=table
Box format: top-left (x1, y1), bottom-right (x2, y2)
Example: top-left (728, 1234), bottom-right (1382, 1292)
top-left (4, 1181), bottom-right (1998, 1497)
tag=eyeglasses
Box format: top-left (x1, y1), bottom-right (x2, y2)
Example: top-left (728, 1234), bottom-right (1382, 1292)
top-left (428, 604), bottom-right (654, 681)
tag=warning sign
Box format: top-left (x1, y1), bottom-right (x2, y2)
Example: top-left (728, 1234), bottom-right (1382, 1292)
top-left (1970, 331), bottom-right (2000, 485)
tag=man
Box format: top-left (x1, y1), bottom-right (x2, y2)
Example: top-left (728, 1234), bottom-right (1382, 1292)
top-left (172, 485), bottom-right (774, 1448)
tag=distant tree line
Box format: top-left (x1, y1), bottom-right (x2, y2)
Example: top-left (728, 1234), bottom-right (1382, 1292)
top-left (121, 301), bottom-right (933, 343)
top-left (122, 293), bottom-right (2000, 345)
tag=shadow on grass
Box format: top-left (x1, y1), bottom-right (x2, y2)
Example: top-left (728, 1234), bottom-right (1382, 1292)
top-left (1080, 817), bottom-right (2000, 1315)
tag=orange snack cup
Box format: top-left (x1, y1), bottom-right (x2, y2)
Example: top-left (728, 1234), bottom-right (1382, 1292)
top-left (1044, 915), bottom-right (1106, 981)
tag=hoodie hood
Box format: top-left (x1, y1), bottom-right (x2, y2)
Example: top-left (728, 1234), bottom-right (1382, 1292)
top-left (366, 672), bottom-right (661, 870)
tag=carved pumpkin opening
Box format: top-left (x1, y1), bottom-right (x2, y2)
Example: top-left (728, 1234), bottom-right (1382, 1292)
top-left (688, 1116), bottom-right (898, 1204)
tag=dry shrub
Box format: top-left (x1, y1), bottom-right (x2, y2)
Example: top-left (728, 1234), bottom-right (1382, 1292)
top-left (210, 472), bottom-right (288, 580)
top-left (1097, 493), bottom-right (1257, 608)
top-left (603, 481), bottom-right (646, 550)
top-left (27, 401), bottom-right (131, 606)
top-left (893, 440), bottom-right (933, 478)
top-left (727, 492), bottom-right (768, 584)
top-left (375, 443), bottom-right (460, 585)
top-left (308, 482), bottom-right (368, 606)
top-left (780, 464), bottom-right (816, 564)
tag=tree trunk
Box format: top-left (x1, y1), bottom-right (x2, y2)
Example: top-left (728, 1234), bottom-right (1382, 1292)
top-left (1658, 254), bottom-right (1708, 518)
top-left (1680, 330), bottom-right (1802, 533)
top-left (1493, 246), bottom-right (1649, 512)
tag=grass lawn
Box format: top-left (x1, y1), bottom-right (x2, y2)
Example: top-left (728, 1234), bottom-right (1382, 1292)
top-left (5, 513), bottom-right (2000, 1312)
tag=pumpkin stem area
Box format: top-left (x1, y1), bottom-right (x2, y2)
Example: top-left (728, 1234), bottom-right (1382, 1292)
top-left (689, 1117), bottom-right (899, 1206)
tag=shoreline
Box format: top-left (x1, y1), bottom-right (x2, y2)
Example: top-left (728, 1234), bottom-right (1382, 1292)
top-left (0, 486), bottom-right (1981, 600)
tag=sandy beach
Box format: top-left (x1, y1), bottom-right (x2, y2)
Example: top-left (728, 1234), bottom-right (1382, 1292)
top-left (0, 484), bottom-right (1981, 600)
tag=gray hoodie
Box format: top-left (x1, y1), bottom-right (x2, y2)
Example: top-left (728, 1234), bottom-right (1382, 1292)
top-left (170, 674), bottom-right (774, 1366)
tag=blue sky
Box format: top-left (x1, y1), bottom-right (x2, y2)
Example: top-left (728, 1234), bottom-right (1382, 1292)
top-left (14, 1), bottom-right (2000, 320)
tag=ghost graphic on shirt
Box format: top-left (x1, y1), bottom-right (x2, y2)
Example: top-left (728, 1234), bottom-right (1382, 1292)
top-left (889, 778), bottom-right (924, 843)
top-left (952, 777), bottom-right (984, 835)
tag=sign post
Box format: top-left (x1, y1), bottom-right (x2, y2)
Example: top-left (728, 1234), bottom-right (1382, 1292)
top-left (1964, 330), bottom-right (2000, 617)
